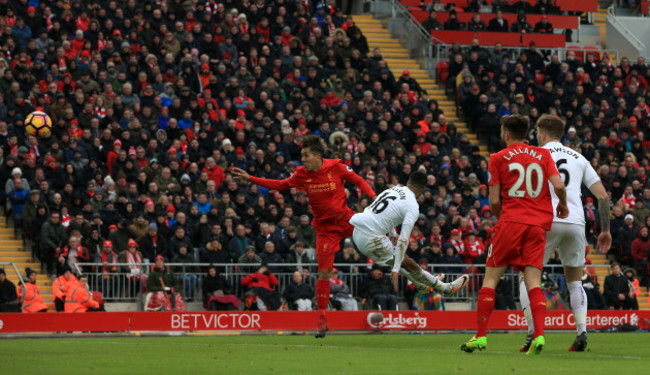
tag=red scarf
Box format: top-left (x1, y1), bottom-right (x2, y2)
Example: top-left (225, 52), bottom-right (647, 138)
top-left (451, 239), bottom-right (465, 254)
top-left (100, 251), bottom-right (118, 275)
top-left (126, 250), bottom-right (143, 277)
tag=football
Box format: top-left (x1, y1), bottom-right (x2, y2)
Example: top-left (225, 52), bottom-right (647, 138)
top-left (24, 111), bottom-right (52, 137)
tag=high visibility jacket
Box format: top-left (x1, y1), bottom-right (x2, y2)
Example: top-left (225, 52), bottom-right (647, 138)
top-left (64, 280), bottom-right (99, 313)
top-left (17, 282), bottom-right (48, 313)
top-left (53, 274), bottom-right (76, 300)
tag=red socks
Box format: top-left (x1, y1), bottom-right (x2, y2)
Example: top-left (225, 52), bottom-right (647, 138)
top-left (476, 287), bottom-right (496, 338)
top-left (527, 287), bottom-right (546, 338)
top-left (316, 280), bottom-right (330, 311)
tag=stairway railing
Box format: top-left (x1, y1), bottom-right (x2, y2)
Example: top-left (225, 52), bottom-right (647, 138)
top-left (371, 0), bottom-right (444, 73)
top-left (369, 0), bottom-right (620, 77)
top-left (606, 4), bottom-right (647, 56)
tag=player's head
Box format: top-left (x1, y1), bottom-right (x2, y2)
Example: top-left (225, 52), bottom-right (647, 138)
top-left (536, 114), bottom-right (565, 145)
top-left (500, 114), bottom-right (529, 144)
top-left (407, 170), bottom-right (427, 196)
top-left (300, 134), bottom-right (326, 171)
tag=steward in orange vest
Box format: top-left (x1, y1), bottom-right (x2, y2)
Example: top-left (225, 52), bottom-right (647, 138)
top-left (17, 268), bottom-right (48, 313)
top-left (53, 265), bottom-right (75, 312)
top-left (64, 274), bottom-right (102, 313)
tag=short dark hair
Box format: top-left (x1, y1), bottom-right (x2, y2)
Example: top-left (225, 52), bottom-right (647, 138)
top-left (300, 134), bottom-right (326, 155)
top-left (536, 114), bottom-right (565, 140)
top-left (501, 114), bottom-right (529, 140)
top-left (408, 171), bottom-right (427, 189)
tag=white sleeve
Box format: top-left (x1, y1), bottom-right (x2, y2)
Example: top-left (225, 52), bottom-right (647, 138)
top-left (392, 202), bottom-right (419, 273)
top-left (582, 160), bottom-right (600, 189)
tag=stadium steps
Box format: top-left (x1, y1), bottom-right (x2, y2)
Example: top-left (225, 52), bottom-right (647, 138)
top-left (593, 6), bottom-right (608, 46)
top-left (0, 218), bottom-right (54, 311)
top-left (588, 246), bottom-right (649, 310)
top-left (354, 15), bottom-right (490, 157)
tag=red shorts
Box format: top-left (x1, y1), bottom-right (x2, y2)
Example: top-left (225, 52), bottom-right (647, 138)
top-left (313, 210), bottom-right (355, 271)
top-left (486, 221), bottom-right (546, 271)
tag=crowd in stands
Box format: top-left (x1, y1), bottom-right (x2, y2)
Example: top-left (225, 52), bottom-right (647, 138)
top-left (0, 0), bottom-right (643, 311)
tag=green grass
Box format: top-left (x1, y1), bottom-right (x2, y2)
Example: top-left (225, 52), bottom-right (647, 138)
top-left (0, 333), bottom-right (647, 374)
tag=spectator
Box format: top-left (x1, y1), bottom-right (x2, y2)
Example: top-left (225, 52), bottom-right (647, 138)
top-left (172, 245), bottom-right (199, 301)
top-left (139, 223), bottom-right (169, 262)
top-left (329, 268), bottom-right (358, 311)
top-left (39, 212), bottom-right (68, 276)
top-left (55, 235), bottom-right (90, 275)
top-left (259, 241), bottom-right (284, 274)
top-left (0, 268), bottom-right (20, 312)
top-left (146, 255), bottom-right (186, 311)
top-left (285, 241), bottom-right (312, 273)
top-left (619, 214), bottom-right (638, 266)
top-left (9, 177), bottom-right (29, 227)
top-left (604, 262), bottom-right (638, 309)
top-left (22, 189), bottom-right (47, 240)
top-left (95, 241), bottom-right (118, 299)
top-left (488, 10), bottom-right (509, 32)
top-left (241, 265), bottom-right (281, 311)
top-left (421, 11), bottom-right (442, 32)
top-left (119, 239), bottom-right (146, 297)
top-left (581, 268), bottom-right (606, 309)
top-left (229, 224), bottom-right (252, 261)
top-left (17, 268), bottom-right (48, 313)
top-left (360, 266), bottom-right (397, 310)
top-left (283, 270), bottom-right (315, 311)
top-left (296, 215), bottom-right (317, 249)
top-left (200, 238), bottom-right (231, 271)
top-left (202, 265), bottom-right (239, 311)
top-left (534, 15), bottom-right (553, 34)
top-left (238, 245), bottom-right (263, 273)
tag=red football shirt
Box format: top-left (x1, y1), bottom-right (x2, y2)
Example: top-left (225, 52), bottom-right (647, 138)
top-left (488, 143), bottom-right (559, 231)
top-left (249, 158), bottom-right (376, 223)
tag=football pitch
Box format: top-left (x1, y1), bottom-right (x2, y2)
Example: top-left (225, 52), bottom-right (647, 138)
top-left (1, 332), bottom-right (646, 374)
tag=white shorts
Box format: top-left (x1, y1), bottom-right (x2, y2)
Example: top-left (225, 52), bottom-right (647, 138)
top-left (543, 222), bottom-right (586, 268)
top-left (352, 228), bottom-right (395, 267)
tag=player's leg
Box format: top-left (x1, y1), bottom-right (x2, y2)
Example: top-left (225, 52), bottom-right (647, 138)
top-left (520, 225), bottom-right (562, 351)
top-left (521, 225), bottom-right (549, 354)
top-left (462, 222), bottom-right (524, 353)
top-left (401, 256), bottom-right (469, 296)
top-left (558, 223), bottom-right (589, 351)
top-left (314, 228), bottom-right (337, 338)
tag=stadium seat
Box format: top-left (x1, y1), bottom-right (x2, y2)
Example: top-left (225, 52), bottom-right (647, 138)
top-left (437, 61), bottom-right (450, 83)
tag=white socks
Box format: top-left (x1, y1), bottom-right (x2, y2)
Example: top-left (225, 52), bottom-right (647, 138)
top-left (519, 278), bottom-right (534, 335)
top-left (401, 268), bottom-right (445, 293)
top-left (568, 281), bottom-right (588, 335)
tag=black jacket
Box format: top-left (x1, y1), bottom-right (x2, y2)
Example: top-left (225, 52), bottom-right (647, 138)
top-left (138, 234), bottom-right (169, 262)
top-left (283, 281), bottom-right (314, 303)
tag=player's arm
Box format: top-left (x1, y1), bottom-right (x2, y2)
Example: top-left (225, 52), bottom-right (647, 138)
top-left (393, 208), bottom-right (418, 273)
top-left (488, 184), bottom-right (501, 219)
top-left (339, 164), bottom-right (377, 199)
top-left (589, 181), bottom-right (612, 253)
top-left (231, 167), bottom-right (293, 191)
top-left (548, 174), bottom-right (569, 218)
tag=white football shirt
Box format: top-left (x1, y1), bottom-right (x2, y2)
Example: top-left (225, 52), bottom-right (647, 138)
top-left (351, 185), bottom-right (420, 237)
top-left (543, 141), bottom-right (600, 225)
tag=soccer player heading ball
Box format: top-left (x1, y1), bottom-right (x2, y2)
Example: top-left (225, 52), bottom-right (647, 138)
top-left (231, 135), bottom-right (376, 338)
top-left (461, 115), bottom-right (568, 355)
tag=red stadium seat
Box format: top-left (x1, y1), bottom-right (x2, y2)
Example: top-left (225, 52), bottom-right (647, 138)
top-left (400, 0), bottom-right (422, 8)
top-left (410, 9), bottom-right (429, 24)
top-left (523, 33), bottom-right (566, 48)
top-left (554, 0), bottom-right (597, 12)
top-left (437, 61), bottom-right (450, 83)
